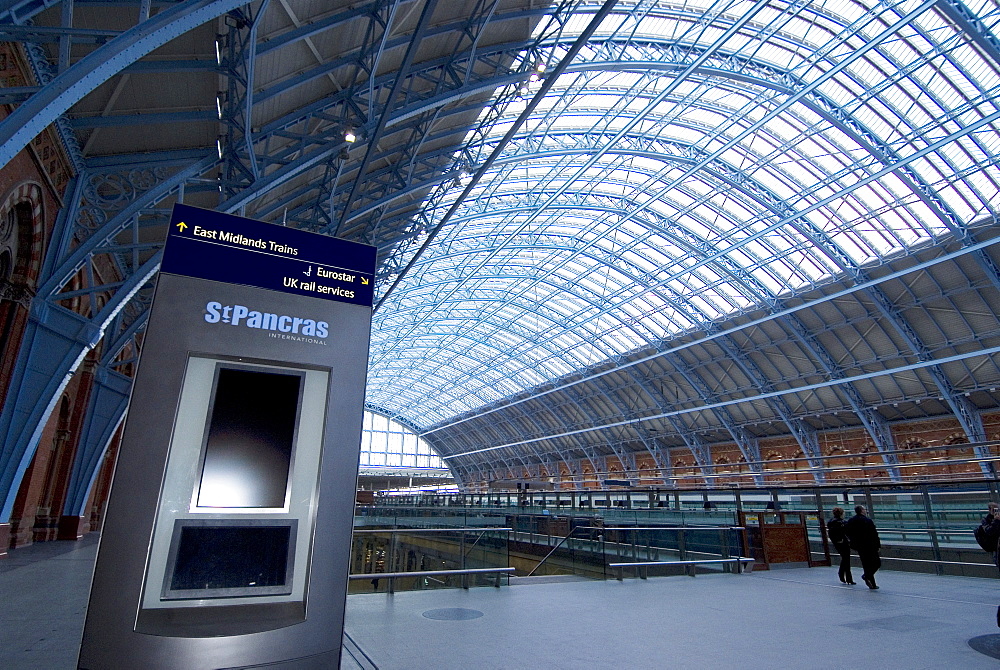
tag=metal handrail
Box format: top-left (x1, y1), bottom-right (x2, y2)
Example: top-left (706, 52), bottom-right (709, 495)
top-left (523, 525), bottom-right (746, 577)
top-left (352, 527), bottom-right (511, 534)
top-left (809, 550), bottom-right (998, 569)
top-left (608, 557), bottom-right (756, 580)
top-left (608, 557), bottom-right (754, 568)
top-left (874, 527), bottom-right (974, 534)
top-left (348, 567), bottom-right (516, 580)
top-left (574, 525), bottom-right (745, 531)
top-left (525, 527), bottom-right (581, 577)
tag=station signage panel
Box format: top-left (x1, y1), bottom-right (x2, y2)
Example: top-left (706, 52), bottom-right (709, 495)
top-left (163, 203), bottom-right (376, 306)
top-left (80, 204), bottom-right (375, 670)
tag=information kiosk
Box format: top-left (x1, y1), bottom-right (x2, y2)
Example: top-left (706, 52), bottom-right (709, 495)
top-left (79, 204), bottom-right (375, 669)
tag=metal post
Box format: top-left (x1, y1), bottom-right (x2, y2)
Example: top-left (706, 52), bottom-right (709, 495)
top-left (632, 530), bottom-right (639, 579)
top-left (720, 527), bottom-right (731, 572)
top-left (388, 533), bottom-right (397, 595)
top-left (815, 488), bottom-right (830, 565)
top-left (461, 530), bottom-right (468, 589)
top-left (921, 485), bottom-right (943, 576)
top-left (601, 530), bottom-right (607, 580)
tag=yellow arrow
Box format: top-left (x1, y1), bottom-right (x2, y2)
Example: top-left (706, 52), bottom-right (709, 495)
top-left (176, 221), bottom-right (188, 232)
top-left (361, 277), bottom-right (369, 285)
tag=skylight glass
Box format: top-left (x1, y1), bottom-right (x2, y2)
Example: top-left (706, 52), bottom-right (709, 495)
top-left (366, 0), bottom-right (1000, 429)
top-left (360, 410), bottom-right (447, 470)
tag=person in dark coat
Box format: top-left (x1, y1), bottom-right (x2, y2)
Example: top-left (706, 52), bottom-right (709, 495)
top-left (980, 503), bottom-right (1000, 568)
top-left (845, 505), bottom-right (881, 589)
top-left (980, 503), bottom-right (1000, 627)
top-left (827, 506), bottom-right (854, 585)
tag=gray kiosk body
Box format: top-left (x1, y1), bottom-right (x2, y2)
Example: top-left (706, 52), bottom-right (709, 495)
top-left (79, 204), bottom-right (375, 669)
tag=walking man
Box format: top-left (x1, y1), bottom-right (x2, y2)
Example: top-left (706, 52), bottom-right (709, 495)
top-left (976, 502), bottom-right (1000, 625)
top-left (845, 505), bottom-right (881, 589)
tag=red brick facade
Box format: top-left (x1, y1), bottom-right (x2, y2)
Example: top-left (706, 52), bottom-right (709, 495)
top-left (0, 41), bottom-right (118, 554)
top-left (489, 413), bottom-right (1000, 492)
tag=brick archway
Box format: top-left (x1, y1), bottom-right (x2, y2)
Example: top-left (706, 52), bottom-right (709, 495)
top-left (0, 181), bottom-right (45, 411)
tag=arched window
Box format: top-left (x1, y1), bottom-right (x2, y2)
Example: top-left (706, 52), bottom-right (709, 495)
top-left (359, 410), bottom-right (446, 470)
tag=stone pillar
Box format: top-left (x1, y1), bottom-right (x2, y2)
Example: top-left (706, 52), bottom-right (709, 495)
top-left (57, 515), bottom-right (89, 541)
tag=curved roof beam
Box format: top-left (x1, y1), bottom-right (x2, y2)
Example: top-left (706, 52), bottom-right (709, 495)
top-left (386, 85), bottom-right (1000, 426)
top-left (440, 335), bottom-right (1000, 462)
top-left (372, 137), bottom-right (892, 370)
top-left (254, 13), bottom-right (544, 105)
top-left (430, 192), bottom-right (834, 477)
top-left (376, 1), bottom-right (1000, 312)
top-left (423, 230), bottom-right (1000, 437)
top-left (0, 0), bottom-right (244, 169)
top-left (373, 0), bottom-right (775, 308)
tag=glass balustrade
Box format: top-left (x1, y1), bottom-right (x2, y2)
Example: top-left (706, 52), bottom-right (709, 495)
top-left (352, 478), bottom-right (1000, 589)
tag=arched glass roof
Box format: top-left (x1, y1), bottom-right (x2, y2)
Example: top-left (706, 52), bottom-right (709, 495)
top-left (367, 0), bottom-right (1000, 429)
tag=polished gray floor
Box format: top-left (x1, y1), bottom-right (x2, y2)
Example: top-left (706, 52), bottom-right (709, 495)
top-left (1, 534), bottom-right (98, 670)
top-left (3, 535), bottom-right (1000, 669)
top-left (345, 569), bottom-right (1000, 669)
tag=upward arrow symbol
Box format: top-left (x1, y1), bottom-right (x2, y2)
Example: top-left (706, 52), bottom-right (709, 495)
top-left (176, 221), bottom-right (188, 232)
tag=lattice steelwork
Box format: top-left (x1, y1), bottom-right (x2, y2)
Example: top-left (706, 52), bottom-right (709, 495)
top-left (2, 0), bottom-right (1000, 505)
top-left (367, 0), bottom-right (1000, 478)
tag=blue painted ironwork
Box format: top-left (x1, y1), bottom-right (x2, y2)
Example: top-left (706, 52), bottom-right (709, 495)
top-left (0, 151), bottom-right (213, 521)
top-left (0, 0), bottom-right (186, 26)
top-left (441, 339), bottom-right (1000, 460)
top-left (0, 0), bottom-right (245, 169)
top-left (335, 0), bottom-right (439, 233)
top-left (219, 1), bottom-right (268, 200)
top-left (4, 0), bottom-right (1000, 500)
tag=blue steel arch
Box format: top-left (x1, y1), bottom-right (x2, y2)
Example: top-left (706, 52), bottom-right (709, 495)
top-left (0, 0), bottom-right (575, 517)
top-left (398, 193), bottom-right (928, 478)
top-left (384, 98), bottom-right (1000, 372)
top-left (0, 0), bottom-right (246, 168)
top-left (0, 3), bottom-right (996, 506)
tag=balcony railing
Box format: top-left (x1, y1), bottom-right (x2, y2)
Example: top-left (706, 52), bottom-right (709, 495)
top-left (356, 476), bottom-right (1000, 583)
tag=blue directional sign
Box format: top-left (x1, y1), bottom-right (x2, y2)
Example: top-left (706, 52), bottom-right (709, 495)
top-left (161, 204), bottom-right (376, 307)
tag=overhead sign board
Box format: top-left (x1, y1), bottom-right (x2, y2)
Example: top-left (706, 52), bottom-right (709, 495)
top-left (163, 203), bottom-right (376, 307)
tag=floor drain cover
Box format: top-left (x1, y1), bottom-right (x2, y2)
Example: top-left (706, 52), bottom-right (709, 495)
top-left (422, 608), bottom-right (484, 621)
top-left (969, 634), bottom-right (1000, 660)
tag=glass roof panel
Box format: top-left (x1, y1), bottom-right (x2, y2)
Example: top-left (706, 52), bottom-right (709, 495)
top-left (366, 0), bottom-right (1000, 428)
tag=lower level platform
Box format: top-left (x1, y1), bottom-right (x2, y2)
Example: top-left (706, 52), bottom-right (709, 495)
top-left (3, 535), bottom-right (1000, 669)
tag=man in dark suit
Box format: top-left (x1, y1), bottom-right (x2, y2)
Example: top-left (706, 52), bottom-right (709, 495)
top-left (845, 505), bottom-right (881, 589)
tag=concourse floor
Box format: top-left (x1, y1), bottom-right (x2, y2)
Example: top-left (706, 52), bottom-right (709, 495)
top-left (3, 534), bottom-right (1000, 669)
top-left (345, 568), bottom-right (1000, 669)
